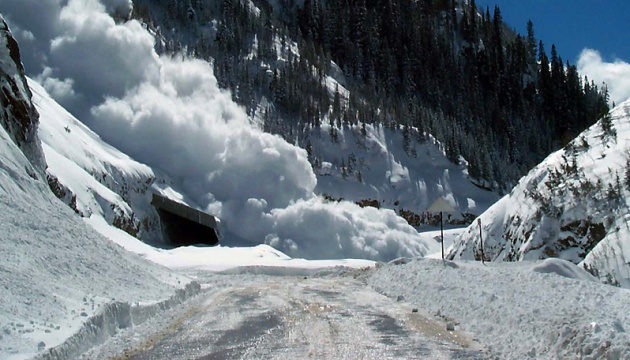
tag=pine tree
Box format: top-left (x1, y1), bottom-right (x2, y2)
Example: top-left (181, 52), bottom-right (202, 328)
top-left (526, 20), bottom-right (537, 69)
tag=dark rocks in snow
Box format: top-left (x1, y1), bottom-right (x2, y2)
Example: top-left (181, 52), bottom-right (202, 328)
top-left (389, 257), bottom-right (410, 265)
top-left (396, 295), bottom-right (405, 302)
top-left (446, 322), bottom-right (455, 331)
top-left (0, 16), bottom-right (46, 175)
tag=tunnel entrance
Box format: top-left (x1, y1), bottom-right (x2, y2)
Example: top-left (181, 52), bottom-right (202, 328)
top-left (152, 193), bottom-right (220, 246)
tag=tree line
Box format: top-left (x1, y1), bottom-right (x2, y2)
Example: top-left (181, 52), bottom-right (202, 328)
top-left (132, 0), bottom-right (609, 190)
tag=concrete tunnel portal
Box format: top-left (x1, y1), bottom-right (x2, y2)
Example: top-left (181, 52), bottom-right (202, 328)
top-left (151, 193), bottom-right (220, 246)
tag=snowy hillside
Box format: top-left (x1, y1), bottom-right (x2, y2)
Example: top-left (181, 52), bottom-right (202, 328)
top-left (2, 0), bottom-right (441, 262)
top-left (306, 122), bottom-right (499, 224)
top-left (28, 77), bottom-right (200, 244)
top-left (449, 100), bottom-right (630, 287)
top-left (0, 17), bottom-right (190, 360)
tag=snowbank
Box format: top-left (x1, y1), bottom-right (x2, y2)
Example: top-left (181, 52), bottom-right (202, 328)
top-left (34, 282), bottom-right (200, 360)
top-left (369, 259), bottom-right (630, 359)
top-left (531, 258), bottom-right (598, 283)
top-left (0, 107), bottom-right (188, 360)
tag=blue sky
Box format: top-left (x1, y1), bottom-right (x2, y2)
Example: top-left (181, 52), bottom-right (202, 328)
top-left (475, 0), bottom-right (630, 64)
top-left (474, 0), bottom-right (630, 104)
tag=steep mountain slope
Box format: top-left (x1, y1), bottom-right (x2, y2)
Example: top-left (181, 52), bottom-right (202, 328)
top-left (0, 15), bottom-right (186, 360)
top-left (28, 77), bottom-right (198, 244)
top-left (449, 100), bottom-right (630, 287)
top-left (0, 17), bottom-right (45, 175)
top-left (306, 122), bottom-right (498, 224)
top-left (131, 0), bottom-right (500, 223)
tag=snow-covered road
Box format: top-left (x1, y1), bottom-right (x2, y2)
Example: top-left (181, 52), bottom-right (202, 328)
top-left (83, 273), bottom-right (486, 359)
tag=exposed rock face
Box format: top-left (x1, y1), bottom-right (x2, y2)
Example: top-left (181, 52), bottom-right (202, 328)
top-left (0, 16), bottom-right (46, 175)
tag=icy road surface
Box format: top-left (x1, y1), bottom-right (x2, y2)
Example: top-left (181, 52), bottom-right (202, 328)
top-left (85, 274), bottom-right (486, 359)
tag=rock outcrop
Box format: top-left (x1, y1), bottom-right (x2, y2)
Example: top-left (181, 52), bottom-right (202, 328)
top-left (0, 16), bottom-right (46, 175)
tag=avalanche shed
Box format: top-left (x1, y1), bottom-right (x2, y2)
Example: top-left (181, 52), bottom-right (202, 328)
top-left (152, 193), bottom-right (221, 246)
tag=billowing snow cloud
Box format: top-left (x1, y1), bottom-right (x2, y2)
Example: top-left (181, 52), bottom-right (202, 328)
top-left (578, 49), bottom-right (630, 105)
top-left (3, 0), bottom-right (154, 118)
top-left (89, 56), bottom-right (317, 234)
top-left (0, 0), bottom-right (63, 73)
top-left (1, 0), bottom-right (427, 260)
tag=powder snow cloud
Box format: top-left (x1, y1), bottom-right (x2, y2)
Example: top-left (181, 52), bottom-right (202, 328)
top-left (578, 49), bottom-right (630, 106)
top-left (1, 0), bottom-right (427, 260)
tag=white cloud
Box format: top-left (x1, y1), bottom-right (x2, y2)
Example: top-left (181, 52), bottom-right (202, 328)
top-left (38, 74), bottom-right (77, 104)
top-left (18, 29), bottom-right (35, 42)
top-left (3, 0), bottom-right (427, 261)
top-left (577, 49), bottom-right (630, 105)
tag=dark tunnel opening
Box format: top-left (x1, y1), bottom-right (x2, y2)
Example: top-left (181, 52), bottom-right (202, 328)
top-left (157, 209), bottom-right (220, 246)
top-left (152, 193), bottom-right (221, 247)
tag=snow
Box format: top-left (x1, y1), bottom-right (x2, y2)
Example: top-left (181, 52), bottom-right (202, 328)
top-left (29, 76), bottom-right (179, 243)
top-left (5, 0), bottom-right (500, 262)
top-left (450, 99), bottom-right (630, 287)
top-left (0, 25), bottom-right (192, 359)
top-left (309, 122), bottom-right (499, 222)
top-left (86, 214), bottom-right (375, 273)
top-left (424, 228), bottom-right (467, 259)
top-left (3, 3), bottom-right (630, 359)
top-left (531, 258), bottom-right (598, 283)
top-left (0, 114), bottom-right (183, 360)
top-left (35, 45), bottom-right (429, 261)
top-left (369, 258), bottom-right (630, 359)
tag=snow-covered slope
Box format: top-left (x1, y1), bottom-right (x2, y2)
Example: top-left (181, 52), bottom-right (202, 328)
top-left (254, 36), bottom-right (499, 223)
top-left (306, 122), bottom-right (499, 224)
top-left (0, 17), bottom-right (186, 360)
top-left (28, 77), bottom-right (195, 243)
top-left (449, 100), bottom-right (630, 287)
top-left (4, 0), bottom-right (500, 261)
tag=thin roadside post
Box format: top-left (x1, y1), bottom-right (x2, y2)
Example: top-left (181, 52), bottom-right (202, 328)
top-left (440, 211), bottom-right (444, 261)
top-left (428, 197), bottom-right (454, 263)
top-left (478, 218), bottom-right (484, 264)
